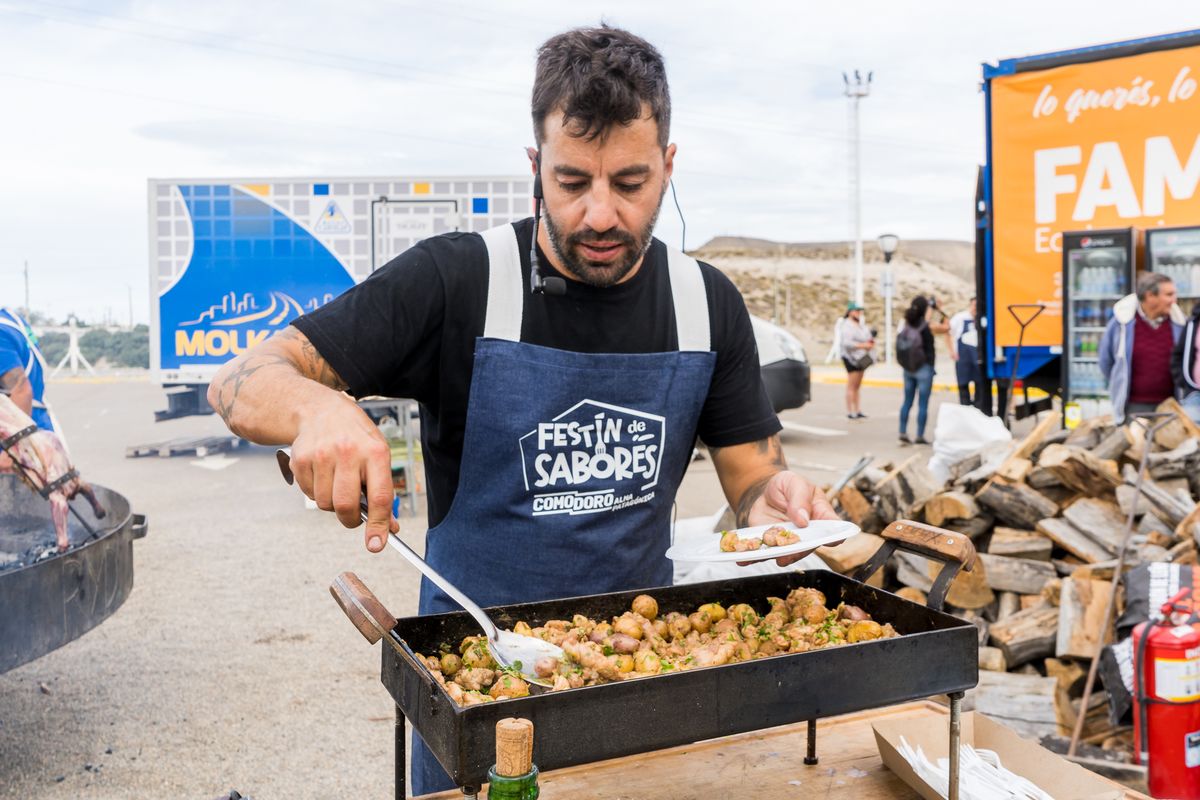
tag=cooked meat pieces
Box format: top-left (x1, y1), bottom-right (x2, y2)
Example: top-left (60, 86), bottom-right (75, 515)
top-left (762, 526), bottom-right (801, 547)
top-left (719, 531), bottom-right (763, 552)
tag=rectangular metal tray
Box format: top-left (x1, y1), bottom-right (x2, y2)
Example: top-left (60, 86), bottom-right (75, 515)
top-left (380, 569), bottom-right (979, 788)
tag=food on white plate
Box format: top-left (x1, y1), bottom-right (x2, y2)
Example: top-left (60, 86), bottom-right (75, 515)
top-left (415, 590), bottom-right (898, 706)
top-left (718, 525), bottom-right (801, 553)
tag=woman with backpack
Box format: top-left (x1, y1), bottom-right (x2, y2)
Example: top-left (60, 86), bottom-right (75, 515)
top-left (840, 302), bottom-right (875, 419)
top-left (896, 296), bottom-right (949, 444)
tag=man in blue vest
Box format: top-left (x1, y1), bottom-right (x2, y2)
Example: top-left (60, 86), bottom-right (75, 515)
top-left (0, 307), bottom-right (56, 432)
top-left (209, 25), bottom-right (838, 794)
top-left (949, 297), bottom-right (980, 406)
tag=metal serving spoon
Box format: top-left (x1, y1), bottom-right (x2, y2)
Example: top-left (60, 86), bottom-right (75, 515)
top-left (275, 450), bottom-right (563, 685)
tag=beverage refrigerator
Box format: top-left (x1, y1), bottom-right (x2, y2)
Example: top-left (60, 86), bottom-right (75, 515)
top-left (1061, 228), bottom-right (1141, 412)
top-left (1146, 225), bottom-right (1200, 316)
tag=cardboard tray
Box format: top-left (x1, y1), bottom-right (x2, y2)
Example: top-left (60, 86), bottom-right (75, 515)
top-left (874, 711), bottom-right (1126, 800)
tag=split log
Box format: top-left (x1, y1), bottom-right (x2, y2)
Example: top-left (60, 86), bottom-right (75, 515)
top-left (1036, 517), bottom-right (1113, 564)
top-left (1115, 485), bottom-right (1152, 519)
top-left (1064, 414), bottom-right (1112, 449)
top-left (1137, 511), bottom-right (1177, 542)
top-left (1061, 498), bottom-right (1129, 556)
top-left (1021, 594), bottom-right (1044, 611)
top-left (922, 491), bottom-right (979, 527)
top-left (894, 551), bottom-right (932, 593)
top-left (978, 646), bottom-right (1007, 672)
top-left (1168, 539), bottom-right (1198, 565)
top-left (1092, 425), bottom-right (1134, 461)
top-left (895, 587), bottom-right (926, 606)
top-left (873, 456), bottom-right (924, 521)
top-left (855, 466), bottom-right (889, 493)
top-left (989, 604), bottom-right (1059, 667)
top-left (976, 480), bottom-right (1060, 530)
top-left (995, 457), bottom-right (1033, 484)
top-left (973, 671), bottom-right (1059, 739)
top-left (943, 514), bottom-right (995, 541)
top-left (1153, 397), bottom-right (1200, 450)
top-left (834, 485), bottom-right (873, 528)
top-left (893, 551), bottom-right (994, 609)
top-left (1147, 437), bottom-right (1200, 480)
top-left (1176, 505), bottom-right (1200, 548)
top-left (1037, 444), bottom-right (1121, 496)
top-left (1123, 464), bottom-right (1195, 527)
top-left (816, 532), bottom-right (884, 574)
top-left (988, 527), bottom-right (1053, 561)
top-left (1027, 466), bottom-right (1063, 489)
top-left (979, 553), bottom-right (1058, 595)
top-left (1041, 578), bottom-right (1062, 606)
top-left (1056, 577), bottom-right (1115, 660)
top-left (1014, 410), bottom-right (1064, 461)
top-left (996, 591), bottom-right (1020, 620)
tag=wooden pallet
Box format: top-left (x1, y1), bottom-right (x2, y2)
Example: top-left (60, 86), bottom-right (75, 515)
top-left (125, 435), bottom-right (245, 459)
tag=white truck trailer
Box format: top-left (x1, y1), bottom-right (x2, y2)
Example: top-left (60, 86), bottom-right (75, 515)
top-left (147, 175), bottom-right (532, 419)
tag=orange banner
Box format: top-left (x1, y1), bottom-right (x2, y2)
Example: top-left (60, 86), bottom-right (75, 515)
top-left (990, 44), bottom-right (1200, 348)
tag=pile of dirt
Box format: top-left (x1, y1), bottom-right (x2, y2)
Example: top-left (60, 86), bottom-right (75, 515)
top-left (691, 237), bottom-right (976, 357)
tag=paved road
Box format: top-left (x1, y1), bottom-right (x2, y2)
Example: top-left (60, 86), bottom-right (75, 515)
top-left (0, 374), bottom-right (965, 799)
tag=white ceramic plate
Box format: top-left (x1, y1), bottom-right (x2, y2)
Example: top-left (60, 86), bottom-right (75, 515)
top-left (664, 519), bottom-right (860, 563)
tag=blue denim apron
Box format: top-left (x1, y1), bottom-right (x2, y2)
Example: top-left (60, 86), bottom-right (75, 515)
top-left (411, 224), bottom-right (716, 794)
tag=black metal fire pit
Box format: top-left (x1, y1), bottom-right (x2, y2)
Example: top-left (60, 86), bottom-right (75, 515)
top-left (0, 474), bottom-right (148, 673)
top-left (381, 568), bottom-right (978, 796)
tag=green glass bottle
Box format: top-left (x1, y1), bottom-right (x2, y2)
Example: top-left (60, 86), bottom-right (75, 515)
top-left (489, 718), bottom-right (539, 800)
top-left (486, 765), bottom-right (539, 800)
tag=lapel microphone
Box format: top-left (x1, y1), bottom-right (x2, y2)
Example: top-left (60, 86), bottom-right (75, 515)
top-left (530, 150), bottom-right (567, 296)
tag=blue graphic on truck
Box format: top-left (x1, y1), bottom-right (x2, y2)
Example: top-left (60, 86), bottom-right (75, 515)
top-left (158, 184), bottom-right (354, 369)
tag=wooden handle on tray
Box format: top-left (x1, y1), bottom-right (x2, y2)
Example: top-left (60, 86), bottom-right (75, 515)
top-left (495, 718), bottom-right (535, 777)
top-left (329, 571), bottom-right (398, 645)
top-left (881, 520), bottom-right (977, 571)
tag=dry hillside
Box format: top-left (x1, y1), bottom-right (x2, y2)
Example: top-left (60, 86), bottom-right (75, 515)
top-left (691, 237), bottom-right (976, 357)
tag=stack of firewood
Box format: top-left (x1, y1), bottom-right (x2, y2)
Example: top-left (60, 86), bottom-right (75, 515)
top-left (822, 398), bottom-right (1200, 766)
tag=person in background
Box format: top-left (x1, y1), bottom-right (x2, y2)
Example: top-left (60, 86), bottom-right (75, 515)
top-left (1170, 298), bottom-right (1200, 423)
top-left (0, 307), bottom-right (55, 432)
top-left (896, 296), bottom-right (948, 445)
top-left (1099, 273), bottom-right (1184, 424)
top-left (949, 297), bottom-right (980, 406)
top-left (839, 301), bottom-right (874, 419)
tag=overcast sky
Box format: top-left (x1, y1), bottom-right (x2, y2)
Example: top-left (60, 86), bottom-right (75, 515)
top-left (0, 0), bottom-right (1196, 324)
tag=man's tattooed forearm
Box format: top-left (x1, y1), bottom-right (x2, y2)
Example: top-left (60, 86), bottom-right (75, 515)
top-left (276, 328), bottom-right (347, 390)
top-left (759, 435), bottom-right (787, 470)
top-left (735, 474), bottom-right (774, 527)
top-left (212, 353), bottom-right (291, 429)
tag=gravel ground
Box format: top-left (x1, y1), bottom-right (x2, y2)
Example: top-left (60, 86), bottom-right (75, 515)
top-left (0, 374), bottom-right (959, 798)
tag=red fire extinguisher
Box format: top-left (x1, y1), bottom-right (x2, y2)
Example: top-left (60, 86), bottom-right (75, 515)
top-left (1133, 588), bottom-right (1200, 799)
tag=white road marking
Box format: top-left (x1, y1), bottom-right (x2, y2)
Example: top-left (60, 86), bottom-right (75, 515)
top-left (191, 455), bottom-right (239, 470)
top-left (780, 421), bottom-right (848, 438)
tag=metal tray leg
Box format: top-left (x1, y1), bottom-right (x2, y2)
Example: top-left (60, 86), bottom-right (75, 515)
top-left (948, 692), bottom-right (963, 800)
top-left (804, 718), bottom-right (818, 765)
top-left (396, 703), bottom-right (406, 800)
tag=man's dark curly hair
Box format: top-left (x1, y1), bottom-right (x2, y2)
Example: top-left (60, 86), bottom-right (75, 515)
top-left (532, 24), bottom-right (671, 149)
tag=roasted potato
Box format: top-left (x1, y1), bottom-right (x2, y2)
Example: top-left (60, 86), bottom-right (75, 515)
top-left (698, 602), bottom-right (726, 622)
top-left (612, 615), bottom-right (644, 640)
top-left (634, 650), bottom-right (662, 673)
top-left (688, 610), bottom-right (712, 634)
top-left (631, 594), bottom-right (658, 621)
top-left (489, 673), bottom-right (530, 699)
top-left (439, 653), bottom-right (462, 677)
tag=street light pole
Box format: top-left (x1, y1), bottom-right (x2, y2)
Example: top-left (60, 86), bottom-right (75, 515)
top-left (844, 70), bottom-right (872, 307)
top-left (878, 234), bottom-right (900, 364)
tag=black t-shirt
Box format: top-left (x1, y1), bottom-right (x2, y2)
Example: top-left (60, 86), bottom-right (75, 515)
top-left (293, 217), bottom-right (780, 527)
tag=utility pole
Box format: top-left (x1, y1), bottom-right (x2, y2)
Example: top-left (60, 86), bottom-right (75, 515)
top-left (843, 70), bottom-right (872, 307)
